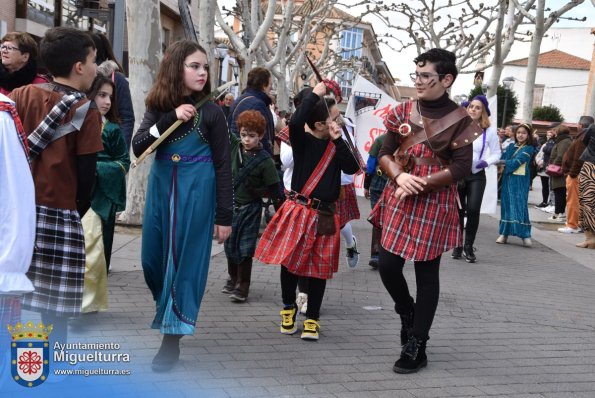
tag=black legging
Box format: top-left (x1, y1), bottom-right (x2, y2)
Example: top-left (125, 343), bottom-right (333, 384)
top-left (553, 186), bottom-right (567, 214)
top-left (540, 175), bottom-right (550, 204)
top-left (281, 267), bottom-right (326, 320)
top-left (378, 246), bottom-right (440, 339)
top-left (457, 170), bottom-right (486, 246)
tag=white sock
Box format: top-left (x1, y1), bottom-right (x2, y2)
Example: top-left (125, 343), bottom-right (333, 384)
top-left (341, 223), bottom-right (354, 247)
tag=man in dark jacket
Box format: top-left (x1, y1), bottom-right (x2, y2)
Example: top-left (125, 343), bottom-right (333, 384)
top-left (228, 67), bottom-right (274, 154)
top-left (558, 116), bottom-right (594, 233)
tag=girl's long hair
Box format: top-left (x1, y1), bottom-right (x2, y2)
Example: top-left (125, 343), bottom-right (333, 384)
top-left (145, 40), bottom-right (211, 112)
top-left (87, 75), bottom-right (119, 123)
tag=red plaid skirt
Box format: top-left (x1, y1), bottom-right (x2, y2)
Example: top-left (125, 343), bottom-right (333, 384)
top-left (336, 183), bottom-right (360, 227)
top-left (368, 143), bottom-right (462, 261)
top-left (255, 200), bottom-right (340, 279)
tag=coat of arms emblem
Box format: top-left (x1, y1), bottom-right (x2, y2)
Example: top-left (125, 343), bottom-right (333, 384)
top-left (7, 321), bottom-right (52, 387)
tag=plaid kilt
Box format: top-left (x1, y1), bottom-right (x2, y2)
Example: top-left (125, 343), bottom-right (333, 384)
top-left (22, 206), bottom-right (85, 316)
top-left (369, 175), bottom-right (388, 209)
top-left (336, 183), bottom-right (360, 227)
top-left (255, 200), bottom-right (340, 279)
top-left (224, 200), bottom-right (263, 264)
top-left (368, 143), bottom-right (462, 261)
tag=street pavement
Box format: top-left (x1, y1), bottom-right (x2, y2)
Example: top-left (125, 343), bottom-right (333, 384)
top-left (14, 179), bottom-right (595, 398)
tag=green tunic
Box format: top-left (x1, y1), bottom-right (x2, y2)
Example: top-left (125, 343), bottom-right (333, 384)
top-left (91, 120), bottom-right (130, 266)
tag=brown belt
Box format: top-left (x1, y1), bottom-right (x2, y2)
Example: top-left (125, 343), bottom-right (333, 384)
top-left (396, 154), bottom-right (446, 172)
top-left (411, 156), bottom-right (444, 166)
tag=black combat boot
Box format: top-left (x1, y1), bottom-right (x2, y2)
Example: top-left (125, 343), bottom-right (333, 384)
top-left (451, 246), bottom-right (463, 259)
top-left (463, 243), bottom-right (476, 263)
top-left (393, 335), bottom-right (428, 374)
top-left (396, 297), bottom-right (414, 346)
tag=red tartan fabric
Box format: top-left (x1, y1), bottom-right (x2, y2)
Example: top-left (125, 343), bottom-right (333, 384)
top-left (368, 143), bottom-right (462, 261)
top-left (255, 200), bottom-right (340, 279)
top-left (275, 125), bottom-right (290, 145)
top-left (0, 102), bottom-right (29, 159)
top-left (337, 183), bottom-right (360, 227)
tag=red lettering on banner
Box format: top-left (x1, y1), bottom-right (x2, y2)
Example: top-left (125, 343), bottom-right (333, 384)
top-left (373, 104), bottom-right (393, 119)
top-left (364, 128), bottom-right (386, 152)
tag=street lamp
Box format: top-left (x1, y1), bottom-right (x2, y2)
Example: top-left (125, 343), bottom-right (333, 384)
top-left (501, 76), bottom-right (515, 129)
top-left (214, 43), bottom-right (229, 86)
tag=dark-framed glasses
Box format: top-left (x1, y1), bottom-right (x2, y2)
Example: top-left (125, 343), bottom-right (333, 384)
top-left (409, 72), bottom-right (445, 84)
top-left (0, 44), bottom-right (21, 52)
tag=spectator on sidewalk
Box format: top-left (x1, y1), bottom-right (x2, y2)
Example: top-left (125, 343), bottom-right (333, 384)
top-left (576, 124), bottom-right (595, 249)
top-left (0, 31), bottom-right (49, 95)
top-left (535, 129), bottom-right (556, 208)
top-left (559, 116), bottom-right (593, 234)
top-left (228, 67), bottom-right (275, 154)
top-left (91, 33), bottom-right (135, 149)
top-left (548, 125), bottom-right (572, 222)
top-left (220, 93), bottom-right (233, 118)
top-left (497, 123), bottom-right (535, 246)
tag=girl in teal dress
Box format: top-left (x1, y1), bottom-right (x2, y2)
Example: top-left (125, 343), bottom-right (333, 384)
top-left (132, 41), bottom-right (232, 372)
top-left (497, 123), bottom-right (535, 246)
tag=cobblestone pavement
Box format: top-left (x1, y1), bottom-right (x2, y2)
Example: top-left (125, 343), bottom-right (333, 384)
top-left (8, 190), bottom-right (595, 398)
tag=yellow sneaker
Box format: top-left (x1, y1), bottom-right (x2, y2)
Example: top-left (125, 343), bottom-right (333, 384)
top-left (280, 305), bottom-right (298, 334)
top-left (300, 319), bottom-right (320, 341)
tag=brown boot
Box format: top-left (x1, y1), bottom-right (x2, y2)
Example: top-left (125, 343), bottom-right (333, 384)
top-left (586, 231), bottom-right (595, 249)
top-left (230, 258), bottom-right (253, 302)
top-left (577, 231), bottom-right (595, 249)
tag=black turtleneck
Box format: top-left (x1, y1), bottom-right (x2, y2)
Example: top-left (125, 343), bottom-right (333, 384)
top-left (0, 60), bottom-right (39, 93)
top-left (378, 92), bottom-right (472, 182)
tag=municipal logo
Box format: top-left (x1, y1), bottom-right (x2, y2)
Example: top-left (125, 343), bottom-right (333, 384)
top-left (7, 321), bottom-right (52, 387)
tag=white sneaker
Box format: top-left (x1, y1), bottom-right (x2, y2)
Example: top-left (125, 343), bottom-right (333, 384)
top-left (557, 226), bottom-right (581, 234)
top-left (544, 205), bottom-right (555, 214)
top-left (548, 214), bottom-right (565, 222)
top-left (346, 237), bottom-right (360, 268)
top-left (522, 238), bottom-right (532, 247)
top-left (296, 293), bottom-right (308, 315)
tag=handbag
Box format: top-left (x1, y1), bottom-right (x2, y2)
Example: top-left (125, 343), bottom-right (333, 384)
top-left (316, 206), bottom-right (336, 236)
top-left (545, 164), bottom-right (563, 177)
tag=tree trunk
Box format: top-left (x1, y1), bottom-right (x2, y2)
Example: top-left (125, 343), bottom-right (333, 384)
top-left (119, 0), bottom-right (162, 225)
top-left (522, 0), bottom-right (545, 123)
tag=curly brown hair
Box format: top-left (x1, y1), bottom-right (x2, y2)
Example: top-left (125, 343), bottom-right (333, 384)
top-left (236, 110), bottom-right (266, 137)
top-left (145, 40), bottom-right (211, 112)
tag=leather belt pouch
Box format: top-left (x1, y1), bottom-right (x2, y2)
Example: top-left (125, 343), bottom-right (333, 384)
top-left (316, 207), bottom-right (336, 236)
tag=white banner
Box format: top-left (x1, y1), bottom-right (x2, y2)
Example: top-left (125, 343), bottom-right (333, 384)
top-left (345, 75), bottom-right (398, 196)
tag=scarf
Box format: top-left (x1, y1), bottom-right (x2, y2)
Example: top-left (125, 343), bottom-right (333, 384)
top-left (28, 92), bottom-right (85, 160)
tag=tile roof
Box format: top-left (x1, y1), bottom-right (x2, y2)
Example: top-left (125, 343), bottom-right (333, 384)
top-left (505, 49), bottom-right (590, 71)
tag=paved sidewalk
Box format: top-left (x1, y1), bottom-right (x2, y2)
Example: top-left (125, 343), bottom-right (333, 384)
top-left (12, 193), bottom-right (595, 398)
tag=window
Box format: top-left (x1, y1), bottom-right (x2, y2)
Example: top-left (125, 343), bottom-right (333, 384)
top-left (162, 28), bottom-right (171, 53)
top-left (340, 28), bottom-right (363, 60)
top-left (533, 84), bottom-right (544, 108)
top-left (336, 69), bottom-right (354, 98)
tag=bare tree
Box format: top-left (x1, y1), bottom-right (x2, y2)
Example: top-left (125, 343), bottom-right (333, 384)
top-left (371, 0), bottom-right (501, 75)
top-left (510, 0), bottom-right (586, 122)
top-left (119, 0), bottom-right (162, 225)
top-left (217, 0), bottom-right (397, 112)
